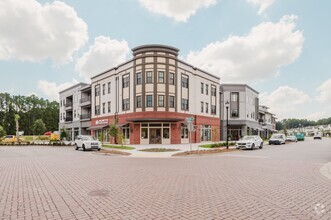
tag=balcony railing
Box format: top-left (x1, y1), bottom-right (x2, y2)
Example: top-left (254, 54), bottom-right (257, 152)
top-left (65, 102), bottom-right (72, 107)
top-left (65, 117), bottom-right (73, 122)
top-left (80, 114), bottom-right (91, 120)
top-left (80, 97), bottom-right (91, 103)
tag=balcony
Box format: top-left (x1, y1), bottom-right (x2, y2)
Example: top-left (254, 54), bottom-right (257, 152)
top-left (65, 101), bottom-right (73, 110)
top-left (80, 114), bottom-right (91, 121)
top-left (259, 118), bottom-right (266, 125)
top-left (80, 97), bottom-right (91, 106)
top-left (65, 117), bottom-right (73, 122)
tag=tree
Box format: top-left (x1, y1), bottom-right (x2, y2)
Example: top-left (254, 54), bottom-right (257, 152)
top-left (60, 127), bottom-right (68, 140)
top-left (109, 124), bottom-right (119, 144)
top-left (0, 125), bottom-right (6, 137)
top-left (33, 119), bottom-right (46, 135)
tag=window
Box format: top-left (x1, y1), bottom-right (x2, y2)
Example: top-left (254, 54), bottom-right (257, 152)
top-left (163, 128), bottom-right (169, 139)
top-left (136, 96), bottom-right (142, 108)
top-left (136, 72), bottom-right (142, 85)
top-left (122, 99), bottom-right (130, 111)
top-left (181, 98), bottom-right (188, 110)
top-left (95, 85), bottom-right (100, 96)
top-left (74, 110), bottom-right (76, 118)
top-left (108, 101), bottom-right (111, 113)
top-left (201, 82), bottom-right (204, 94)
top-left (141, 128), bottom-right (148, 139)
top-left (102, 103), bottom-right (105, 114)
top-left (206, 85), bottom-right (209, 95)
top-left (181, 76), bottom-right (188, 88)
top-left (122, 126), bottom-right (130, 139)
top-left (181, 125), bottom-right (188, 138)
top-left (158, 95), bottom-right (164, 107)
top-left (201, 102), bottom-right (204, 113)
top-left (95, 105), bottom-right (100, 115)
top-left (169, 96), bottom-right (175, 108)
top-left (211, 105), bottom-right (216, 115)
top-left (206, 102), bottom-right (208, 113)
top-left (108, 82), bottom-right (111, 93)
top-left (200, 125), bottom-right (211, 141)
top-left (146, 95), bottom-right (153, 107)
top-left (211, 86), bottom-right (216, 96)
top-left (102, 84), bottom-right (105, 95)
top-left (123, 76), bottom-right (129, 88)
top-left (169, 73), bottom-right (175, 85)
top-left (158, 71), bottom-right (164, 83)
top-left (230, 92), bottom-right (239, 118)
top-left (146, 71), bottom-right (153, 83)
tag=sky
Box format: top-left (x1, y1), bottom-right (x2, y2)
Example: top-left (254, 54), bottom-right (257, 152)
top-left (0, 0), bottom-right (330, 121)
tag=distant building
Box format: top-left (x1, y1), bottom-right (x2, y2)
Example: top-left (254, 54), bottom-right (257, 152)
top-left (220, 84), bottom-right (277, 141)
top-left (59, 83), bottom-right (91, 140)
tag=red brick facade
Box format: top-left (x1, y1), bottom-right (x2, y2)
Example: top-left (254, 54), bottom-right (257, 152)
top-left (91, 111), bottom-right (220, 144)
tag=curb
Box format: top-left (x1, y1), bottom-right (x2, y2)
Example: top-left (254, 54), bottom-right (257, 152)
top-left (320, 162), bottom-right (331, 180)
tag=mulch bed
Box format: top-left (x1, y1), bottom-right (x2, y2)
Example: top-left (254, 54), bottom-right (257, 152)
top-left (172, 148), bottom-right (239, 157)
top-left (139, 148), bottom-right (180, 152)
top-left (97, 149), bottom-right (131, 156)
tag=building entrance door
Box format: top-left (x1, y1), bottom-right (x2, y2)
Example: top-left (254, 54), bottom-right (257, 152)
top-left (149, 128), bottom-right (162, 144)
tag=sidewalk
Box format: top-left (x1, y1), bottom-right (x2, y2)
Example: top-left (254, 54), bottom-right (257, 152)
top-left (320, 162), bottom-right (331, 180)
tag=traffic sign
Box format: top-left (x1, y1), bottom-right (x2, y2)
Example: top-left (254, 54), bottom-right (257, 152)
top-left (186, 117), bottom-right (194, 123)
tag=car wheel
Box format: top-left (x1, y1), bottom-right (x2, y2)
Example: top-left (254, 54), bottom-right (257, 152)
top-left (98, 148), bottom-right (101, 151)
top-left (251, 144), bottom-right (255, 150)
top-left (75, 144), bottom-right (79, 150)
top-left (82, 144), bottom-right (86, 151)
top-left (259, 142), bottom-right (263, 149)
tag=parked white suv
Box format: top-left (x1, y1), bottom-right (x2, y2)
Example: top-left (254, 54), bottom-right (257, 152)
top-left (314, 133), bottom-right (322, 140)
top-left (269, 134), bottom-right (286, 145)
top-left (236, 135), bottom-right (264, 150)
top-left (75, 135), bottom-right (101, 151)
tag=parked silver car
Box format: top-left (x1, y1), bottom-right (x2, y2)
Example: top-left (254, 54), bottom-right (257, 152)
top-left (236, 135), bottom-right (263, 150)
top-left (75, 135), bottom-right (101, 151)
top-left (285, 135), bottom-right (297, 142)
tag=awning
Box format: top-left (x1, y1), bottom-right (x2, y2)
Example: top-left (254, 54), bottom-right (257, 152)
top-left (127, 118), bottom-right (184, 123)
top-left (116, 123), bottom-right (129, 127)
top-left (86, 125), bottom-right (109, 130)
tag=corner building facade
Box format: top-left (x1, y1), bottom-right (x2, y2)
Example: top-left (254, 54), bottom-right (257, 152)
top-left (90, 45), bottom-right (220, 144)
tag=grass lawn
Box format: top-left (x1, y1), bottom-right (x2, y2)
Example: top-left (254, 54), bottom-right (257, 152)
top-left (102, 145), bottom-right (135, 150)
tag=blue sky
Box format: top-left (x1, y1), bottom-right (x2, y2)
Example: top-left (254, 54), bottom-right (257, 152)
top-left (0, 0), bottom-right (330, 120)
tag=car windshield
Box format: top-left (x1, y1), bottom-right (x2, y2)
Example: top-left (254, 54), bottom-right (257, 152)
top-left (82, 136), bottom-right (96, 141)
top-left (271, 135), bottom-right (282, 139)
top-left (242, 136), bottom-right (255, 140)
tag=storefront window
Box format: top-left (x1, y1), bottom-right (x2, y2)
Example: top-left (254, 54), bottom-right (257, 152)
top-left (200, 125), bottom-right (211, 141)
top-left (141, 128), bottom-right (148, 139)
top-left (163, 128), bottom-right (169, 139)
top-left (181, 126), bottom-right (188, 138)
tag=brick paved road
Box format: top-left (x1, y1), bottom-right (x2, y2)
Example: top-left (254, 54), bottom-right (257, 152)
top-left (1, 137), bottom-right (331, 220)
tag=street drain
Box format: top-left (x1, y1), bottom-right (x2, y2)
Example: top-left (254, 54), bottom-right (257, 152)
top-left (88, 189), bottom-right (110, 197)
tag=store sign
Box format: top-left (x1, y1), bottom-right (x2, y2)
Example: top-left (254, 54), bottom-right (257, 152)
top-left (96, 119), bottom-right (109, 125)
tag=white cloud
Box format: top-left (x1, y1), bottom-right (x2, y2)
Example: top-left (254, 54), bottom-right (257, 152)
top-left (0, 0), bottom-right (88, 64)
top-left (247, 0), bottom-right (275, 15)
top-left (317, 78), bottom-right (331, 102)
top-left (37, 80), bottom-right (78, 101)
top-left (305, 111), bottom-right (329, 121)
top-left (139, 0), bottom-right (216, 22)
top-left (260, 86), bottom-right (311, 119)
top-left (75, 36), bottom-right (130, 81)
top-left (186, 15), bottom-right (304, 83)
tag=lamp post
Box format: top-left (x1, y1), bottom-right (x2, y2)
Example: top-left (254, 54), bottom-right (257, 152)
top-left (225, 100), bottom-right (230, 149)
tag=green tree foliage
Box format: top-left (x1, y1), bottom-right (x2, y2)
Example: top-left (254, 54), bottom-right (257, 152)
top-left (0, 125), bottom-right (6, 137)
top-left (0, 93), bottom-right (59, 135)
top-left (277, 117), bottom-right (331, 130)
top-left (109, 124), bottom-right (119, 144)
top-left (33, 119), bottom-right (46, 135)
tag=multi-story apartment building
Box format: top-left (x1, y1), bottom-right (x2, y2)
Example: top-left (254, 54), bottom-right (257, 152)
top-left (59, 83), bottom-right (91, 140)
top-left (220, 84), bottom-right (261, 141)
top-left (258, 105), bottom-right (277, 139)
top-left (89, 44), bottom-right (220, 144)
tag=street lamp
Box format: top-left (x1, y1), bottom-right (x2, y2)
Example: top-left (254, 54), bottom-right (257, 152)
top-left (225, 100), bottom-right (230, 149)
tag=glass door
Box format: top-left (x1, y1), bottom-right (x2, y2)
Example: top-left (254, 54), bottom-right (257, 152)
top-left (149, 128), bottom-right (162, 144)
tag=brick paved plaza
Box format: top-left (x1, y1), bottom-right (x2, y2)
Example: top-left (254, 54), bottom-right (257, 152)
top-left (1, 138), bottom-right (331, 219)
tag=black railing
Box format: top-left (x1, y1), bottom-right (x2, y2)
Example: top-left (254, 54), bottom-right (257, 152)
top-left (80, 97), bottom-right (91, 103)
top-left (80, 114), bottom-right (91, 120)
top-left (65, 102), bottom-right (72, 107)
top-left (65, 117), bottom-right (72, 122)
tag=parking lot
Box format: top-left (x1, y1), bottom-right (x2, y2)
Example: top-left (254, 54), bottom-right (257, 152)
top-left (0, 138), bottom-right (331, 219)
